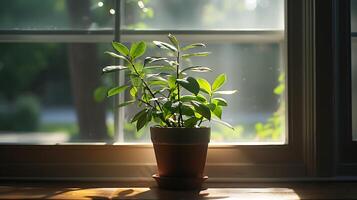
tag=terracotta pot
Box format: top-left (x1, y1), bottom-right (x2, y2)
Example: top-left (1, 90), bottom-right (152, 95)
top-left (150, 127), bottom-right (210, 190)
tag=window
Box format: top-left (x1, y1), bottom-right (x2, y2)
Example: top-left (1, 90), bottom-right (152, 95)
top-left (0, 0), bottom-right (312, 180)
top-left (337, 0), bottom-right (357, 176)
top-left (0, 0), bottom-right (287, 144)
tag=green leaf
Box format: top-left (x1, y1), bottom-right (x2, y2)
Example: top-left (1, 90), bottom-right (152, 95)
top-left (149, 97), bottom-right (167, 102)
top-left (105, 51), bottom-right (130, 62)
top-left (146, 109), bottom-right (153, 123)
top-left (177, 77), bottom-right (200, 95)
top-left (129, 74), bottom-right (142, 87)
top-left (163, 101), bottom-right (174, 113)
top-left (144, 57), bottom-right (168, 66)
top-left (143, 65), bottom-right (176, 73)
top-left (180, 104), bottom-right (195, 116)
top-left (212, 118), bottom-right (234, 130)
top-left (150, 76), bottom-right (168, 84)
top-left (182, 52), bottom-right (211, 59)
top-left (207, 103), bottom-right (216, 112)
top-left (93, 86), bottom-right (108, 102)
top-left (154, 88), bottom-right (169, 95)
top-left (164, 60), bottom-right (179, 66)
top-left (168, 34), bottom-right (179, 49)
top-left (181, 66), bottom-right (212, 73)
top-left (132, 62), bottom-right (144, 72)
top-left (212, 74), bottom-right (226, 91)
top-left (136, 110), bottom-right (148, 131)
top-left (197, 78), bottom-right (211, 95)
top-left (184, 117), bottom-right (200, 127)
top-left (102, 65), bottom-right (128, 73)
top-left (130, 87), bottom-right (138, 98)
top-left (148, 80), bottom-right (168, 86)
top-left (153, 41), bottom-right (177, 52)
top-left (181, 95), bottom-right (206, 103)
top-left (212, 97), bottom-right (228, 106)
top-left (131, 109), bottom-right (147, 123)
top-left (112, 42), bottom-right (129, 56)
top-left (181, 43), bottom-right (206, 51)
top-left (197, 94), bottom-right (208, 102)
top-left (107, 85), bottom-right (129, 97)
top-left (130, 41), bottom-right (146, 60)
top-left (214, 90), bottom-right (238, 95)
top-left (118, 100), bottom-right (136, 108)
top-left (213, 106), bottom-right (222, 119)
top-left (145, 73), bottom-right (162, 79)
top-left (167, 75), bottom-right (176, 89)
top-left (191, 101), bottom-right (211, 120)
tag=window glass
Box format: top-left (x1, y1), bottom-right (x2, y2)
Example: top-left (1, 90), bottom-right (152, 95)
top-left (123, 0), bottom-right (284, 30)
top-left (351, 0), bottom-right (357, 32)
top-left (352, 39), bottom-right (357, 141)
top-left (352, 1), bottom-right (357, 141)
top-left (121, 41), bottom-right (286, 143)
top-left (0, 0), bottom-right (286, 144)
top-left (0, 43), bottom-right (114, 143)
top-left (0, 0), bottom-right (115, 30)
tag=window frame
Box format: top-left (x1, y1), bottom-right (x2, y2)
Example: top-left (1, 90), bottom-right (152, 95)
top-left (337, 0), bottom-right (357, 175)
top-left (0, 0), bottom-right (334, 180)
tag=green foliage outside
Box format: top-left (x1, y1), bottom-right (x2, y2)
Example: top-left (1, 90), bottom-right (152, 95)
top-left (0, 95), bottom-right (40, 132)
top-left (254, 73), bottom-right (285, 141)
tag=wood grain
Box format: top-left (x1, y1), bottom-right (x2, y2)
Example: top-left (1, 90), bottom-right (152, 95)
top-left (0, 182), bottom-right (357, 199)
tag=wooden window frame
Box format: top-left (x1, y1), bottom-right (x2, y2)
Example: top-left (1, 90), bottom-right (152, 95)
top-left (1, 0), bottom-right (351, 181)
top-left (337, 0), bottom-right (357, 175)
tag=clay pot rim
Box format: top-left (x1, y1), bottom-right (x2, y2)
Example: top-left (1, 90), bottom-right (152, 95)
top-left (150, 126), bottom-right (210, 130)
top-left (150, 127), bottom-right (211, 144)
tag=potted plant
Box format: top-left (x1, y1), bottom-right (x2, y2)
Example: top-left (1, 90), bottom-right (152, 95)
top-left (102, 34), bottom-right (236, 190)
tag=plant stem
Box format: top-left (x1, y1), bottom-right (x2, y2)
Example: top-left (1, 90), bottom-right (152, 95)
top-left (130, 62), bottom-right (170, 127)
top-left (139, 99), bottom-right (154, 108)
top-left (176, 51), bottom-right (184, 127)
top-left (198, 117), bottom-right (204, 126)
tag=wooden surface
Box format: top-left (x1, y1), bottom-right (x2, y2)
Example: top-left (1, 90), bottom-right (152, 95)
top-left (0, 181), bottom-right (357, 199)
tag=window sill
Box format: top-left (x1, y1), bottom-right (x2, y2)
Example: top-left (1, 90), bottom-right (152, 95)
top-left (0, 181), bottom-right (357, 199)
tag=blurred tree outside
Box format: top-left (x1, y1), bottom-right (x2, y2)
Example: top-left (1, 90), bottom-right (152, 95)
top-left (66, 0), bottom-right (108, 141)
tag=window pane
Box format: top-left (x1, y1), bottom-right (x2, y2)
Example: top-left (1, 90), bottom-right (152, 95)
top-left (123, 0), bottom-right (284, 30)
top-left (121, 41), bottom-right (286, 143)
top-left (352, 0), bottom-right (357, 32)
top-left (352, 39), bottom-right (357, 141)
top-left (352, 1), bottom-right (357, 141)
top-left (0, 43), bottom-right (114, 144)
top-left (0, 0), bottom-right (114, 30)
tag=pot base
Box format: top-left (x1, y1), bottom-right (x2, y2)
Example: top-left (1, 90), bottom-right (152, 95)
top-left (152, 174), bottom-right (208, 190)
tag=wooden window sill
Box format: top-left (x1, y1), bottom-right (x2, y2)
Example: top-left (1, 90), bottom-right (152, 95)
top-left (0, 181), bottom-right (357, 199)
